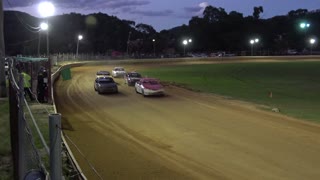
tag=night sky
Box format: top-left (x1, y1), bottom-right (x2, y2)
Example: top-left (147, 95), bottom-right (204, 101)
top-left (4, 0), bottom-right (319, 31)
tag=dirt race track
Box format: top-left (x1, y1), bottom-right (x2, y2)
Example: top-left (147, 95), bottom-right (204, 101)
top-left (54, 60), bottom-right (320, 180)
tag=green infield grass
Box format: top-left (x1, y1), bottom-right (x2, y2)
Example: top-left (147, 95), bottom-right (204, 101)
top-left (140, 61), bottom-right (320, 122)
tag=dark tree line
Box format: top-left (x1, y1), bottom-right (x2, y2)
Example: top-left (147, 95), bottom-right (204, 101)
top-left (4, 6), bottom-right (320, 56)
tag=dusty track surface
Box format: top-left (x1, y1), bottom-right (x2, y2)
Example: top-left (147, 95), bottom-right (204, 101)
top-left (55, 61), bottom-right (320, 180)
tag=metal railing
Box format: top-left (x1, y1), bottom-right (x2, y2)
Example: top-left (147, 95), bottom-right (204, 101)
top-left (8, 57), bottom-right (85, 180)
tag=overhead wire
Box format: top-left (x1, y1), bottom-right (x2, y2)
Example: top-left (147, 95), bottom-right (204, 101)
top-left (7, 37), bottom-right (40, 46)
top-left (5, 0), bottom-right (41, 33)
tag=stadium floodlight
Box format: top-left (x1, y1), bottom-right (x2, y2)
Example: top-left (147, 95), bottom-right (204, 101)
top-left (152, 39), bottom-right (156, 57)
top-left (310, 38), bottom-right (316, 44)
top-left (300, 22), bottom-right (310, 29)
top-left (40, 22), bottom-right (48, 31)
top-left (76, 35), bottom-right (83, 58)
top-left (183, 40), bottom-right (188, 56)
top-left (310, 38), bottom-right (316, 55)
top-left (250, 38), bottom-right (259, 56)
top-left (38, 1), bottom-right (55, 18)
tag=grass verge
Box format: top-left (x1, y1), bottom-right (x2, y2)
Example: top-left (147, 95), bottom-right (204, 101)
top-left (0, 98), bottom-right (12, 179)
top-left (140, 61), bottom-right (320, 122)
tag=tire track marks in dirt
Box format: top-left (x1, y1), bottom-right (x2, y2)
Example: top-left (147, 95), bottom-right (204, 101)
top-left (55, 63), bottom-right (320, 180)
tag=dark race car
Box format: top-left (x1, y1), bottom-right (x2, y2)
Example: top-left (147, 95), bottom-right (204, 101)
top-left (94, 77), bottom-right (118, 94)
top-left (124, 72), bottom-right (142, 86)
top-left (96, 71), bottom-right (111, 78)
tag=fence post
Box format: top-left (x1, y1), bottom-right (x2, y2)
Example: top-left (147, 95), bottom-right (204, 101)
top-left (49, 113), bottom-right (62, 180)
top-left (18, 73), bottom-right (26, 180)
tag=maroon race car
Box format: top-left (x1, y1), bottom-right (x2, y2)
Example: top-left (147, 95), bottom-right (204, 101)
top-left (134, 78), bottom-right (164, 97)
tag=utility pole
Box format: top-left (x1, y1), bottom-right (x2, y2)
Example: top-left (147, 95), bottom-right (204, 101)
top-left (0, 0), bottom-right (7, 97)
top-left (126, 31), bottom-right (131, 56)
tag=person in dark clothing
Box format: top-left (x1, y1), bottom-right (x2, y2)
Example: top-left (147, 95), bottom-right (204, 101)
top-left (37, 69), bottom-right (45, 103)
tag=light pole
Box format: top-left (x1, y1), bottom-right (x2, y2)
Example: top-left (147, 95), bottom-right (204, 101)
top-left (300, 22), bottom-right (311, 50)
top-left (126, 31), bottom-right (131, 56)
top-left (182, 38), bottom-right (192, 56)
top-left (38, 1), bottom-right (55, 104)
top-left (38, 22), bottom-right (48, 56)
top-left (249, 38), bottom-right (259, 56)
top-left (152, 39), bottom-right (156, 57)
top-left (309, 38), bottom-right (316, 55)
top-left (300, 22), bottom-right (310, 32)
top-left (38, 1), bottom-right (55, 56)
top-left (183, 40), bottom-right (188, 56)
top-left (76, 35), bottom-right (83, 58)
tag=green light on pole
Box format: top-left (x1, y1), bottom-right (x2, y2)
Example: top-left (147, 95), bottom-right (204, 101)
top-left (300, 23), bottom-right (310, 29)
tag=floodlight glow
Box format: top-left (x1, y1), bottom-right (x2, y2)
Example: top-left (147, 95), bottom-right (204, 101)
top-left (300, 22), bottom-right (310, 29)
top-left (78, 35), bottom-right (83, 40)
top-left (310, 38), bottom-right (316, 44)
top-left (152, 39), bottom-right (155, 42)
top-left (40, 22), bottom-right (48, 30)
top-left (255, 38), bottom-right (259, 43)
top-left (183, 40), bottom-right (188, 45)
top-left (38, 1), bottom-right (55, 17)
top-left (250, 40), bottom-right (255, 44)
top-left (189, 39), bottom-right (192, 43)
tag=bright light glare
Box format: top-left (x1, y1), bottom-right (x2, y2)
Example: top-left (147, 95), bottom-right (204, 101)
top-left (40, 22), bottom-right (48, 30)
top-left (183, 40), bottom-right (188, 45)
top-left (310, 38), bottom-right (316, 44)
top-left (300, 23), bottom-right (310, 29)
top-left (78, 35), bottom-right (83, 40)
top-left (152, 39), bottom-right (155, 42)
top-left (250, 40), bottom-right (255, 44)
top-left (255, 38), bottom-right (259, 43)
top-left (189, 39), bottom-right (192, 43)
top-left (38, 1), bottom-right (55, 17)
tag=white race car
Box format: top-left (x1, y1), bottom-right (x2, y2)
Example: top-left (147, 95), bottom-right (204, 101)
top-left (111, 67), bottom-right (126, 78)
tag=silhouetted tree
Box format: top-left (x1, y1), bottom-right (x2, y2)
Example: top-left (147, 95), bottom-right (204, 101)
top-left (253, 6), bottom-right (264, 19)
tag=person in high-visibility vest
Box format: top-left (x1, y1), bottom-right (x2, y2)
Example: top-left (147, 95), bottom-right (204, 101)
top-left (21, 71), bottom-right (34, 101)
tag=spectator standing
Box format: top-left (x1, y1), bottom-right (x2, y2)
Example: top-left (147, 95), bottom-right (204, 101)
top-left (21, 71), bottom-right (34, 101)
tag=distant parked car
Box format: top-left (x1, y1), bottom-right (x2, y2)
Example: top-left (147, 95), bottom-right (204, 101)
top-left (135, 78), bottom-right (164, 97)
top-left (112, 67), bottom-right (126, 78)
top-left (96, 71), bottom-right (111, 78)
top-left (124, 72), bottom-right (142, 86)
top-left (94, 77), bottom-right (118, 94)
top-left (287, 49), bottom-right (298, 55)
